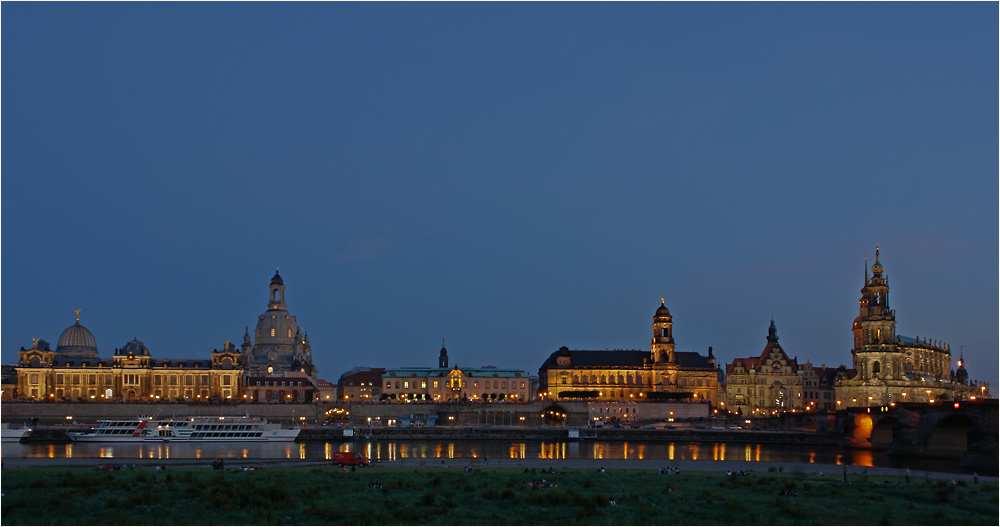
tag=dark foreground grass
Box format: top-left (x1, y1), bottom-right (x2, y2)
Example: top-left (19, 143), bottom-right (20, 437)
top-left (1, 466), bottom-right (996, 525)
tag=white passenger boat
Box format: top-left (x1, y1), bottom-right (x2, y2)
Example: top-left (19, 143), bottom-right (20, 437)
top-left (67, 416), bottom-right (300, 442)
top-left (1, 422), bottom-right (32, 442)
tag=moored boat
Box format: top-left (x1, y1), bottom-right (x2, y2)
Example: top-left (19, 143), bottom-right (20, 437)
top-left (1, 422), bottom-right (33, 442)
top-left (67, 416), bottom-right (300, 442)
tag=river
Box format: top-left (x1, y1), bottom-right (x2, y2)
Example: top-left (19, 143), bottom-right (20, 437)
top-left (0, 439), bottom-right (972, 474)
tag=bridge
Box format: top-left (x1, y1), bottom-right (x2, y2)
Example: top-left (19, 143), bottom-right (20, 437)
top-left (840, 399), bottom-right (997, 474)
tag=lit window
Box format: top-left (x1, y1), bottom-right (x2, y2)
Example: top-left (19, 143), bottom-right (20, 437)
top-left (270, 329), bottom-right (275, 337)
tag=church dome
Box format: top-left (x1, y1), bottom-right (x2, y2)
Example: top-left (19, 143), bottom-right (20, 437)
top-left (120, 339), bottom-right (150, 357)
top-left (271, 270), bottom-right (284, 285)
top-left (655, 300), bottom-right (671, 318)
top-left (57, 320), bottom-right (98, 357)
top-left (255, 310), bottom-right (299, 346)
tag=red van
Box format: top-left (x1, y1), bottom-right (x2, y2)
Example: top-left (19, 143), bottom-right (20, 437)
top-left (332, 451), bottom-right (370, 467)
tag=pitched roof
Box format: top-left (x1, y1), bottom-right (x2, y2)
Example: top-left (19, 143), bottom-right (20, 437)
top-left (539, 349), bottom-right (716, 370)
top-left (539, 349), bottom-right (651, 370)
top-left (339, 368), bottom-right (386, 386)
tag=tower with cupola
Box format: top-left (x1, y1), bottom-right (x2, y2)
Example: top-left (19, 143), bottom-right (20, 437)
top-left (851, 248), bottom-right (899, 382)
top-left (651, 299), bottom-right (675, 364)
top-left (246, 268), bottom-right (316, 378)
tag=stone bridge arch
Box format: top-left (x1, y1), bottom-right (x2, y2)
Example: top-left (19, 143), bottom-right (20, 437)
top-left (870, 416), bottom-right (898, 450)
top-left (924, 414), bottom-right (978, 458)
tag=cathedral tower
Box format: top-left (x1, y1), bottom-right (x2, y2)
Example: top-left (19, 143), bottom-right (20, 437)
top-left (851, 248), bottom-right (899, 382)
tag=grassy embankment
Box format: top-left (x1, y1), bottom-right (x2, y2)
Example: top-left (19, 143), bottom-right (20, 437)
top-left (1, 466), bottom-right (995, 525)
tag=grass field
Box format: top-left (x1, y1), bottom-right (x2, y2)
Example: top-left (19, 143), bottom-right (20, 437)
top-left (1, 465), bottom-right (996, 525)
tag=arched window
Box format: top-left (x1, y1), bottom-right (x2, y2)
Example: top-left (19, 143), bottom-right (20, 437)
top-left (270, 329), bottom-right (275, 337)
top-left (872, 361), bottom-right (881, 375)
top-left (287, 329), bottom-right (292, 337)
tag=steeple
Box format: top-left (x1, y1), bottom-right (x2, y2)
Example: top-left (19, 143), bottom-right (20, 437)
top-left (864, 252), bottom-right (869, 286)
top-left (439, 336), bottom-right (449, 369)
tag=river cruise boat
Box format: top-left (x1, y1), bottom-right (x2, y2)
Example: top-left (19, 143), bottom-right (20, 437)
top-left (1, 422), bottom-right (33, 442)
top-left (67, 416), bottom-right (300, 442)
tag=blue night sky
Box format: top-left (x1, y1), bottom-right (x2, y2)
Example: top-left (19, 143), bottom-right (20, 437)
top-left (3, 3), bottom-right (997, 388)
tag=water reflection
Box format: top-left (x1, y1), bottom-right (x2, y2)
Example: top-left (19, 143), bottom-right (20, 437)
top-left (2, 439), bottom-right (973, 474)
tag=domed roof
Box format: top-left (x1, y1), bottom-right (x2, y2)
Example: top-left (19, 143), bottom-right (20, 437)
top-left (871, 248), bottom-right (885, 276)
top-left (120, 338), bottom-right (150, 356)
top-left (57, 319), bottom-right (98, 357)
top-left (255, 311), bottom-right (299, 347)
top-left (655, 299), bottom-right (671, 317)
top-left (271, 269), bottom-right (284, 285)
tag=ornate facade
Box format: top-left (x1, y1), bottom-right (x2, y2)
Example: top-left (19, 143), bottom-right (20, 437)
top-left (539, 301), bottom-right (722, 404)
top-left (15, 313), bottom-right (243, 402)
top-left (378, 343), bottom-right (532, 402)
top-left (242, 269), bottom-right (317, 379)
top-left (836, 249), bottom-right (989, 407)
top-left (725, 321), bottom-right (843, 415)
top-left (381, 366), bottom-right (533, 402)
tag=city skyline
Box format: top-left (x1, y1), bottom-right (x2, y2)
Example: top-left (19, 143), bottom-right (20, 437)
top-left (3, 3), bottom-right (996, 387)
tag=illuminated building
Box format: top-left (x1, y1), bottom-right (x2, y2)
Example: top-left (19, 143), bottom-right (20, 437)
top-left (377, 342), bottom-right (532, 402)
top-left (538, 300), bottom-right (722, 404)
top-left (13, 269), bottom-right (322, 403)
top-left (725, 321), bottom-right (845, 415)
top-left (15, 313), bottom-right (242, 402)
top-left (381, 365), bottom-right (532, 402)
top-left (836, 248), bottom-right (990, 406)
top-left (242, 269), bottom-right (317, 379)
top-left (337, 367), bottom-right (386, 400)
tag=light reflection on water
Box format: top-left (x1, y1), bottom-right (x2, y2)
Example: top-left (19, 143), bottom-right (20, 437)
top-left (2, 440), bottom-right (969, 474)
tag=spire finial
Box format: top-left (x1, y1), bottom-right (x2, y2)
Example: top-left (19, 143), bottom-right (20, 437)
top-left (660, 297), bottom-right (665, 305)
top-left (74, 308), bottom-right (81, 322)
top-left (442, 335), bottom-right (446, 348)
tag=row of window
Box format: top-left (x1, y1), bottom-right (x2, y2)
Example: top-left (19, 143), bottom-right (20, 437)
top-left (37, 373), bottom-right (232, 386)
top-left (254, 380), bottom-right (304, 387)
top-left (153, 375), bottom-right (212, 386)
top-left (189, 432), bottom-right (263, 438)
top-left (386, 380), bottom-right (526, 390)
